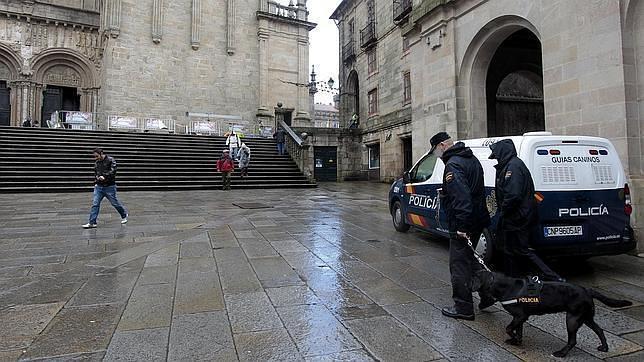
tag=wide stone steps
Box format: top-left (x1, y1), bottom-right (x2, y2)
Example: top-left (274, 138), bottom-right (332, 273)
top-left (0, 127), bottom-right (316, 192)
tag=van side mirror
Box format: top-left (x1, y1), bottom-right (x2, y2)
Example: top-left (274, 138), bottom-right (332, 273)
top-left (403, 171), bottom-right (411, 184)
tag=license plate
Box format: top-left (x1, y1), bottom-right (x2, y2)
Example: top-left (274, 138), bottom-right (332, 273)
top-left (544, 225), bottom-right (583, 237)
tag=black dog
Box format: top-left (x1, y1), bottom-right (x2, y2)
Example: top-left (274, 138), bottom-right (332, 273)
top-left (475, 271), bottom-right (632, 357)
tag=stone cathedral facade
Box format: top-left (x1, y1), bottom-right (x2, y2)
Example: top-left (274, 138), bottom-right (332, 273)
top-left (0, 0), bottom-right (316, 128)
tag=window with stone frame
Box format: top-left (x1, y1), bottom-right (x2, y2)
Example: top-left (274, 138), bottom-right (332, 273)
top-left (402, 37), bottom-right (410, 53)
top-left (368, 88), bottom-right (378, 115)
top-left (367, 48), bottom-right (377, 75)
top-left (403, 71), bottom-right (411, 104)
top-left (368, 143), bottom-right (380, 169)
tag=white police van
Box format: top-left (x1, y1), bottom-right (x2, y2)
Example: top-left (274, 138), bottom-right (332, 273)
top-left (388, 132), bottom-right (635, 261)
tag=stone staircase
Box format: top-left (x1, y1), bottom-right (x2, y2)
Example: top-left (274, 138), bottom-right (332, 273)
top-left (0, 127), bottom-right (316, 193)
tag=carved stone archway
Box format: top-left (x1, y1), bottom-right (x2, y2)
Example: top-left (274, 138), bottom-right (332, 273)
top-left (457, 16), bottom-right (541, 139)
top-left (0, 43), bottom-right (23, 126)
top-left (30, 48), bottom-right (100, 123)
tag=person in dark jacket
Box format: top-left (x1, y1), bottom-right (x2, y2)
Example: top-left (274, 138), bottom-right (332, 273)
top-left (273, 128), bottom-right (286, 155)
top-left (489, 139), bottom-right (563, 281)
top-left (82, 148), bottom-right (128, 228)
top-left (431, 132), bottom-right (495, 321)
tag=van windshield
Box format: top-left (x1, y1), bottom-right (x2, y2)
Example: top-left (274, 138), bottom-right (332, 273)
top-left (411, 153), bottom-right (438, 183)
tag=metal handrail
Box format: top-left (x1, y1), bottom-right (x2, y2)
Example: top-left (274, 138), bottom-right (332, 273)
top-left (278, 119), bottom-right (303, 146)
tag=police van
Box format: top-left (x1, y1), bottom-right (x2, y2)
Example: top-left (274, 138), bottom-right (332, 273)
top-left (388, 132), bottom-right (636, 261)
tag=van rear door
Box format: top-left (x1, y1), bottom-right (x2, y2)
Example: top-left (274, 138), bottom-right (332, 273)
top-left (529, 139), bottom-right (629, 249)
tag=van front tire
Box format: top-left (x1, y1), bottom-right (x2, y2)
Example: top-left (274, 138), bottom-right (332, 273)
top-left (392, 200), bottom-right (410, 232)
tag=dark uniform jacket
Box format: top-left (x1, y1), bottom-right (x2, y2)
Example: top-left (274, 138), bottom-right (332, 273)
top-left (95, 155), bottom-right (117, 186)
top-left (441, 142), bottom-right (491, 235)
top-left (490, 139), bottom-right (536, 231)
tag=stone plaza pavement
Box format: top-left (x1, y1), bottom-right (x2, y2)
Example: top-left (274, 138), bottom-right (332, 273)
top-left (1, 182), bottom-right (644, 361)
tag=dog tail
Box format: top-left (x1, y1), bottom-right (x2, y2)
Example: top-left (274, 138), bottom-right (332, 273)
top-left (589, 289), bottom-right (632, 308)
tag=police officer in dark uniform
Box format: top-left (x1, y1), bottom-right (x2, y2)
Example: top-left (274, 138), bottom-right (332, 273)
top-left (431, 132), bottom-right (495, 320)
top-left (489, 139), bottom-right (564, 281)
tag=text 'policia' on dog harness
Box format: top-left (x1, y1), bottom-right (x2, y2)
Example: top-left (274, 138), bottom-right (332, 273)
top-left (499, 276), bottom-right (543, 305)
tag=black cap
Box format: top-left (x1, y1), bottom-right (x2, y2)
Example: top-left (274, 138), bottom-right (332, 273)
top-left (429, 132), bottom-right (450, 153)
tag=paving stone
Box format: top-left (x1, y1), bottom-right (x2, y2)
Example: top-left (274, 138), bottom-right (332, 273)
top-left (304, 349), bottom-right (375, 361)
top-left (104, 327), bottom-right (169, 361)
top-left (225, 292), bottom-right (283, 333)
top-left (369, 260), bottom-right (445, 291)
top-left (208, 228), bottom-right (240, 249)
top-left (277, 304), bottom-right (361, 357)
top-left (174, 259), bottom-right (225, 315)
top-left (0, 350), bottom-right (24, 360)
top-left (23, 304), bottom-right (121, 359)
top-left (239, 238), bottom-right (279, 258)
top-left (270, 239), bottom-right (310, 254)
top-left (385, 301), bottom-right (520, 361)
top-left (250, 256), bottom-right (304, 288)
top-left (168, 311), bottom-right (236, 361)
top-left (0, 302), bottom-right (64, 350)
top-left (328, 260), bottom-right (382, 284)
top-left (0, 265), bottom-right (32, 278)
top-left (27, 351), bottom-right (107, 361)
top-left (345, 316), bottom-right (442, 361)
top-left (621, 306), bottom-right (644, 321)
top-left (598, 282), bottom-right (644, 304)
top-left (117, 283), bottom-right (174, 331)
top-left (179, 241), bottom-right (212, 259)
top-left (214, 247), bottom-right (262, 294)
top-left (234, 328), bottom-right (302, 361)
top-left (622, 331), bottom-right (644, 346)
top-left (265, 285), bottom-right (320, 307)
top-left (352, 277), bottom-right (420, 306)
top-left (137, 265), bottom-right (177, 285)
top-left (0, 276), bottom-right (85, 307)
top-left (606, 350), bottom-right (644, 361)
top-left (68, 272), bottom-right (138, 306)
top-left (332, 303), bottom-right (389, 321)
top-left (527, 312), bottom-right (644, 358)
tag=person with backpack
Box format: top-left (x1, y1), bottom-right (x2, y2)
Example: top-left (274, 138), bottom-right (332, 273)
top-left (216, 149), bottom-right (235, 190)
top-left (238, 143), bottom-right (251, 179)
top-left (226, 131), bottom-right (242, 160)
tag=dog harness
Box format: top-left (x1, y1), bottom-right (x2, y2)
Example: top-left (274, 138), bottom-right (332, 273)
top-left (500, 276), bottom-right (543, 305)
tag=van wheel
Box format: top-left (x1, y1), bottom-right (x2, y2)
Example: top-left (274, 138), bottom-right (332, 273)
top-left (475, 228), bottom-right (494, 265)
top-left (392, 200), bottom-right (410, 232)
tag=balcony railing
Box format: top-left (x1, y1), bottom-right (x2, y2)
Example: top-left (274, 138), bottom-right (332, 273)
top-left (360, 21), bottom-right (376, 48)
top-left (393, 0), bottom-right (413, 21)
top-left (342, 41), bottom-right (356, 63)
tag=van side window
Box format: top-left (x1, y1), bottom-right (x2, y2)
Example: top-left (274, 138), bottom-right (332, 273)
top-left (411, 153), bottom-right (438, 182)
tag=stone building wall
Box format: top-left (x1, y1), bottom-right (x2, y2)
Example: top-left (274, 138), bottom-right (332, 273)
top-left (333, 0), bottom-right (414, 182)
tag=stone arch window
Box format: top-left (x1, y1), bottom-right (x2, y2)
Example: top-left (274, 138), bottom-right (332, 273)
top-left (346, 70), bottom-right (360, 126)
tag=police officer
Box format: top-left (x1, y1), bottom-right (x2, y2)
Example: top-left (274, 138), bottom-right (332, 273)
top-left (489, 139), bottom-right (563, 281)
top-left (431, 132), bottom-right (495, 321)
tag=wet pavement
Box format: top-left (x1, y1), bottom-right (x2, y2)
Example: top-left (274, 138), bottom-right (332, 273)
top-left (1, 182), bottom-right (643, 361)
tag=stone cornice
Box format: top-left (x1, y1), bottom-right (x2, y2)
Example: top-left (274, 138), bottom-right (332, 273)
top-left (0, 1), bottom-right (100, 28)
top-left (256, 11), bottom-right (317, 31)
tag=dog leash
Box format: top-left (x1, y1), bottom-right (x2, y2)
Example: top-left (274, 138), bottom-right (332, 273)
top-left (465, 234), bottom-right (492, 272)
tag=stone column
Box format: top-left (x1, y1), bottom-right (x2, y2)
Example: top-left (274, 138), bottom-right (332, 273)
top-left (107, 0), bottom-right (121, 38)
top-left (152, 0), bottom-right (164, 44)
top-left (256, 30), bottom-right (272, 122)
top-left (191, 0), bottom-right (201, 50)
top-left (293, 37), bottom-right (311, 126)
top-left (10, 81), bottom-right (33, 125)
top-left (259, 0), bottom-right (267, 12)
top-left (227, 0), bottom-right (236, 55)
top-left (32, 83), bottom-right (43, 123)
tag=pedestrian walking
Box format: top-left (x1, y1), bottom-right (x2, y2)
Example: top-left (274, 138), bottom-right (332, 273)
top-left (489, 139), bottom-right (564, 282)
top-left (82, 148), bottom-right (128, 228)
top-left (226, 131), bottom-right (242, 160)
top-left (273, 127), bottom-right (286, 155)
top-left (216, 149), bottom-right (235, 190)
top-left (238, 143), bottom-right (251, 178)
top-left (430, 132), bottom-right (495, 320)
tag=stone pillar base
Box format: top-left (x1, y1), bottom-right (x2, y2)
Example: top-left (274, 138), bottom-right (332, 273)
top-left (292, 111), bottom-right (311, 127)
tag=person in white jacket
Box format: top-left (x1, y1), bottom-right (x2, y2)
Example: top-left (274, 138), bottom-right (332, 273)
top-left (238, 143), bottom-right (251, 178)
top-left (225, 131), bottom-right (242, 160)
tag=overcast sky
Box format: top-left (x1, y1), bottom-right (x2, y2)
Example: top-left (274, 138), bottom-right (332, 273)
top-left (307, 0), bottom-right (342, 105)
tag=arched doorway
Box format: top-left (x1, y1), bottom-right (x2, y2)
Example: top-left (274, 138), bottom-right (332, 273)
top-left (0, 44), bottom-right (21, 126)
top-left (486, 29), bottom-right (544, 136)
top-left (30, 48), bottom-right (98, 127)
top-left (346, 70), bottom-right (360, 124)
